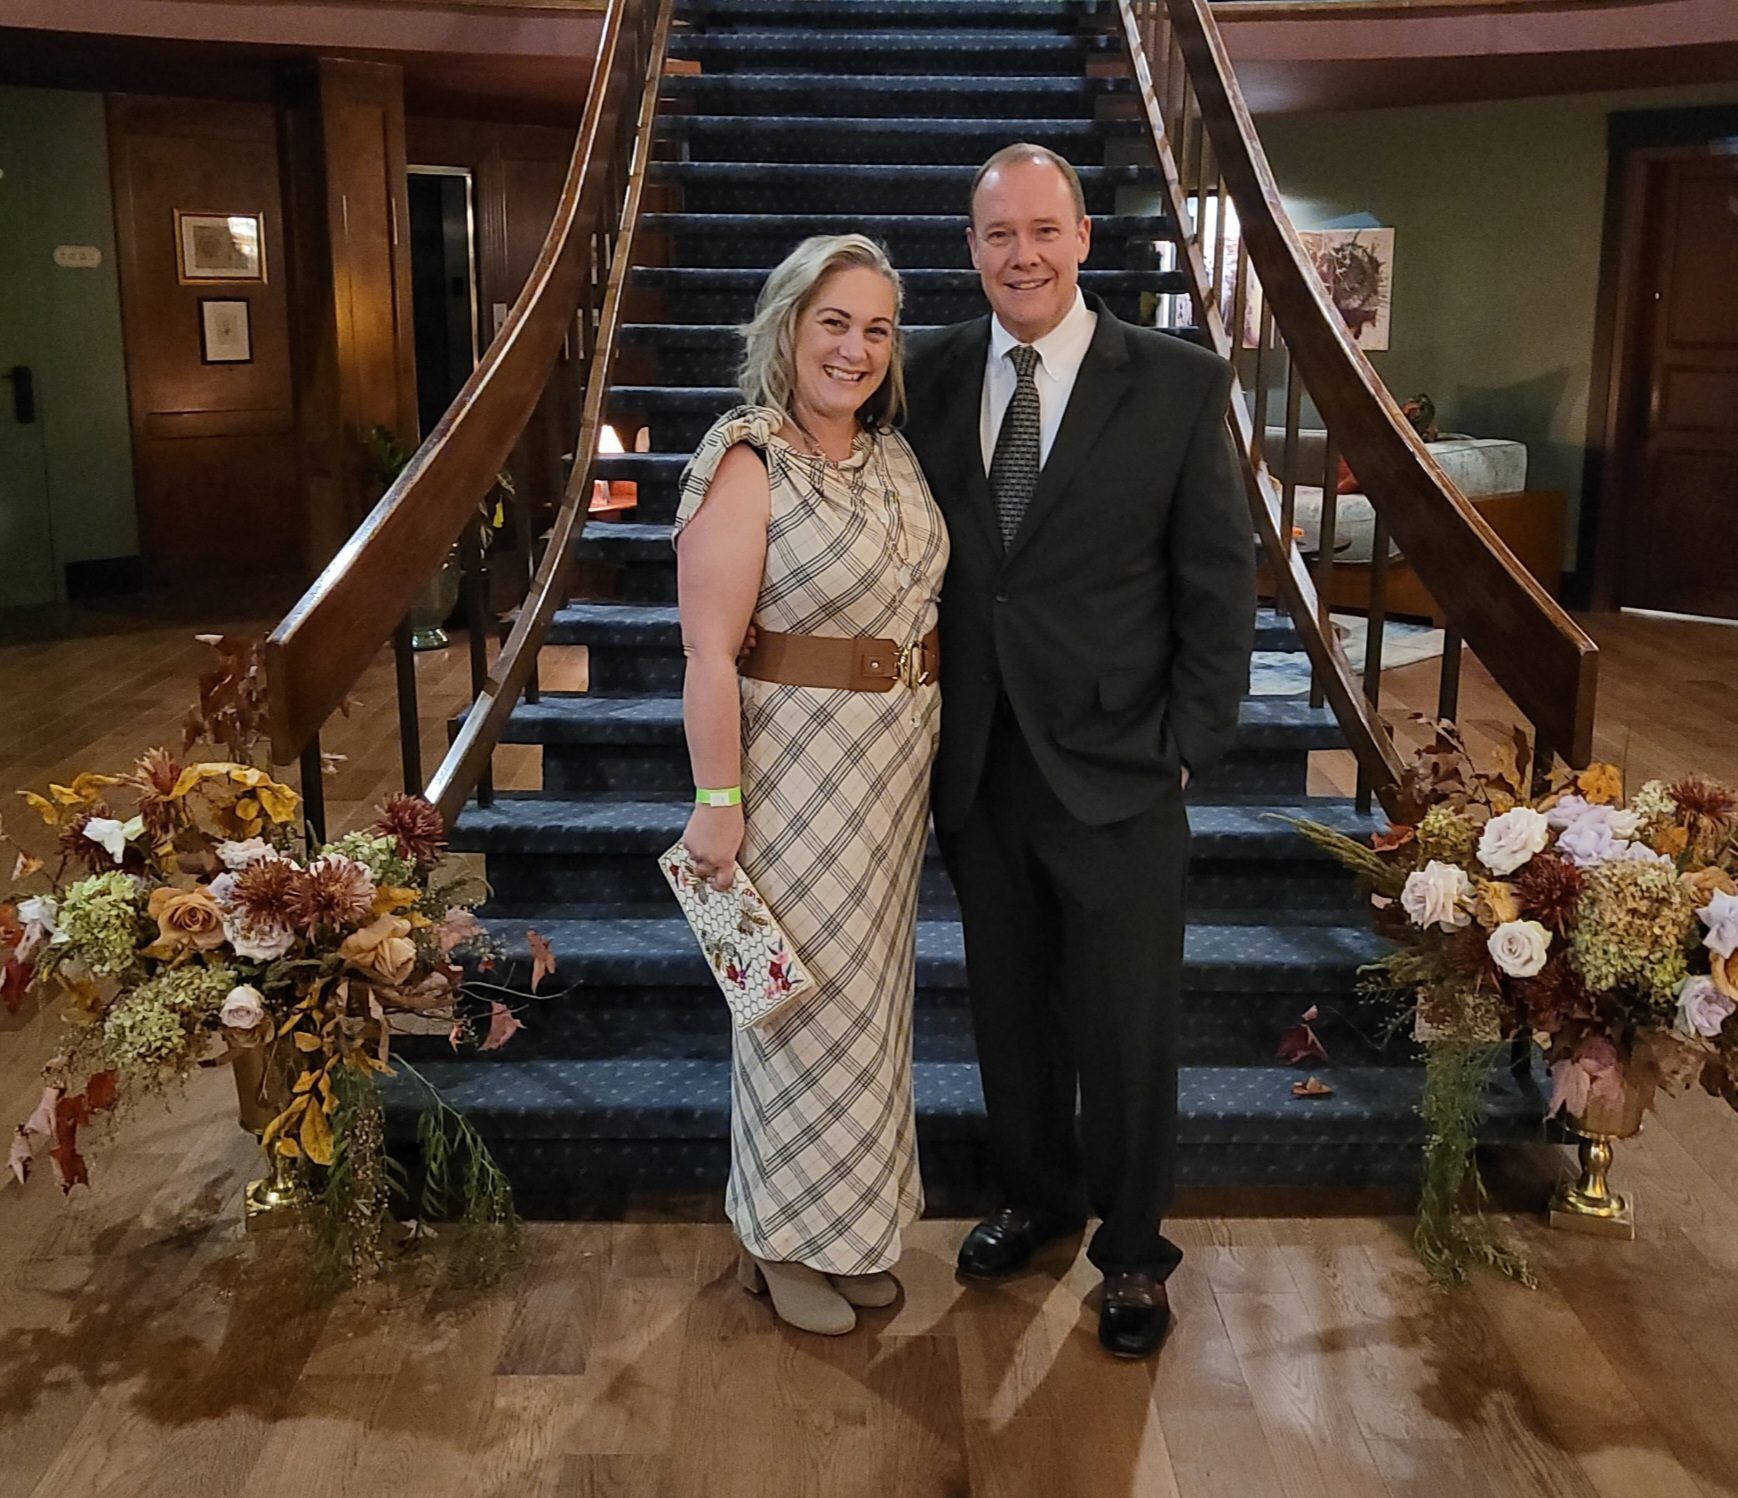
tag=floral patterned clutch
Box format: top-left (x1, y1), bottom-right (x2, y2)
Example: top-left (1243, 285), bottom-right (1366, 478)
top-left (658, 841), bottom-right (813, 1029)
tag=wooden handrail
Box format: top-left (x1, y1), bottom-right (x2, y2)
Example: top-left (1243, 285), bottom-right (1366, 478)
top-left (1121, 0), bottom-right (1598, 783)
top-left (262, 0), bottom-right (660, 768)
top-left (428, 0), bottom-right (674, 824)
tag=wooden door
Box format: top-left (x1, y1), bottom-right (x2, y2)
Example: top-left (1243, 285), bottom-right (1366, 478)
top-left (1617, 153), bottom-right (1738, 618)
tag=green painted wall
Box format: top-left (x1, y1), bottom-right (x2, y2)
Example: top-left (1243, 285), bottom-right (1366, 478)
top-left (0, 87), bottom-right (136, 603)
top-left (1263, 83), bottom-right (1738, 568)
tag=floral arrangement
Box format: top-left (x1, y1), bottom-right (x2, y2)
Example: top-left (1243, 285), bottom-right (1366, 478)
top-left (1294, 723), bottom-right (1738, 1282)
top-left (1, 636), bottom-right (544, 1288)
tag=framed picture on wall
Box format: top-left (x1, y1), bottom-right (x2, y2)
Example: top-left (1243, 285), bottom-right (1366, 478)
top-left (198, 298), bottom-right (253, 365)
top-left (176, 210), bottom-right (266, 284)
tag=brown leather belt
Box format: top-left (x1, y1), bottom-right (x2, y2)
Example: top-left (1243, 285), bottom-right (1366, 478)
top-left (740, 626), bottom-right (939, 692)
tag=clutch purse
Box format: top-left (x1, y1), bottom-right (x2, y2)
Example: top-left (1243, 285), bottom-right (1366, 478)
top-left (658, 841), bottom-right (814, 1029)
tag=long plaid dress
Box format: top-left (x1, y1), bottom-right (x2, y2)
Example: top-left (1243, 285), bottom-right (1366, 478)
top-left (675, 405), bottom-right (949, 1274)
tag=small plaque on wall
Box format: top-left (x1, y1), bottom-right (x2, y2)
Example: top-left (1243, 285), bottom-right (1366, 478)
top-left (199, 298), bottom-right (253, 365)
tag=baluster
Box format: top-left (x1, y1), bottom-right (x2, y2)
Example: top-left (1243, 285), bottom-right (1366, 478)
top-left (1209, 172), bottom-right (1228, 310)
top-left (1358, 508), bottom-right (1391, 814)
top-left (513, 481), bottom-right (541, 705)
top-left (1250, 297), bottom-right (1274, 472)
top-left (1227, 237), bottom-right (1249, 359)
top-left (1187, 98), bottom-right (1207, 244)
top-left (1162, 26), bottom-right (1183, 149)
top-left (1310, 434), bottom-right (1340, 711)
top-left (1279, 345), bottom-right (1303, 556)
top-left (392, 617), bottom-right (424, 795)
top-left (459, 524), bottom-right (494, 807)
top-left (1437, 624), bottom-right (1463, 721)
top-left (299, 733), bottom-right (327, 851)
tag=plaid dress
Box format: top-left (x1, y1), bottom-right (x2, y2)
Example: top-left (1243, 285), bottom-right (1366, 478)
top-left (675, 405), bottom-right (949, 1274)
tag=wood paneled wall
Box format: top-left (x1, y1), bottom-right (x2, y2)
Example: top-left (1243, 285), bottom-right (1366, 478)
top-left (106, 94), bottom-right (301, 583)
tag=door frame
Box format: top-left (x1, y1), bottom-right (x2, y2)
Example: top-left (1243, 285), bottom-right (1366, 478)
top-left (1582, 104), bottom-right (1738, 612)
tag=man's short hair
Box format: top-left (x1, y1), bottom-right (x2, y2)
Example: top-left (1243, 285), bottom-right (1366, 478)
top-left (969, 143), bottom-right (1088, 226)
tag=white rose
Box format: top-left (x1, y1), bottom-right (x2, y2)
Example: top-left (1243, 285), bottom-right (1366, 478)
top-left (1401, 861), bottom-right (1472, 931)
top-left (1477, 807), bottom-right (1551, 876)
top-left (219, 983), bottom-right (267, 1030)
top-left (217, 838), bottom-right (275, 871)
top-left (1546, 794), bottom-right (1592, 830)
top-left (1676, 975), bottom-right (1735, 1038)
top-left (1488, 920), bottom-right (1551, 978)
top-left (1698, 890), bottom-right (1738, 960)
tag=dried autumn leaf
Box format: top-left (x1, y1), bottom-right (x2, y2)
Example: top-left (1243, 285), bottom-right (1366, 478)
top-left (1277, 1006), bottom-right (1329, 1066)
top-left (8, 1125), bottom-right (33, 1185)
top-left (298, 1099), bottom-right (334, 1167)
top-left (19, 790), bottom-right (59, 826)
top-left (1371, 825), bottom-right (1415, 853)
top-left (12, 850), bottom-right (43, 881)
top-left (1, 959), bottom-right (33, 1015)
top-left (49, 1092), bottom-right (91, 1193)
top-left (1292, 1076), bottom-right (1335, 1099)
top-left (82, 1071), bottom-right (119, 1115)
top-left (527, 928), bottom-right (555, 994)
top-left (481, 1001), bottom-right (524, 1052)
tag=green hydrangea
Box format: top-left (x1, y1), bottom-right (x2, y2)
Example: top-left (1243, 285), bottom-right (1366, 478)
top-left (57, 871), bottom-right (146, 977)
top-left (1417, 805), bottom-right (1479, 869)
top-left (324, 831), bottom-right (415, 890)
top-left (1630, 779), bottom-right (1678, 835)
top-left (1570, 860), bottom-right (1698, 1008)
top-left (100, 964), bottom-right (236, 1074)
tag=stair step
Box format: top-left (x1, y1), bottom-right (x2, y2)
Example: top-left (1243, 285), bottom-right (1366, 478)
top-left (475, 909), bottom-right (1386, 1001)
top-left (544, 599), bottom-right (1301, 653)
top-left (647, 160), bottom-right (1155, 214)
top-left (676, 0), bottom-right (1095, 28)
top-left (385, 1058), bottom-right (1544, 1148)
top-left (658, 114), bottom-right (1138, 164)
top-left (661, 71), bottom-right (1131, 119)
top-left (668, 30), bottom-right (1120, 76)
top-left (636, 213), bottom-right (1172, 271)
top-left (501, 690), bottom-right (1342, 749)
top-left (454, 789), bottom-right (1370, 856)
top-left (624, 267), bottom-right (1186, 329)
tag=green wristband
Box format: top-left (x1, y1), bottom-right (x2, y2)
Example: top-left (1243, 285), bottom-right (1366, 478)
top-left (694, 786), bottom-right (742, 807)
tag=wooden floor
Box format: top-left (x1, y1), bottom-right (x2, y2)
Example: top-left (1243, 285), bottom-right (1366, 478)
top-left (4, 601), bottom-right (1738, 1498)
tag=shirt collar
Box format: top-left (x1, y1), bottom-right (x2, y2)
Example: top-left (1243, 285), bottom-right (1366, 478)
top-left (988, 289), bottom-right (1095, 379)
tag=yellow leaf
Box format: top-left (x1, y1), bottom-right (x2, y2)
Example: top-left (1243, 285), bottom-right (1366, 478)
top-left (19, 791), bottom-right (59, 825)
top-left (298, 1101), bottom-right (334, 1166)
top-left (294, 1030), bottom-right (324, 1053)
top-left (254, 782), bottom-right (301, 824)
top-left (372, 885), bottom-right (418, 916)
top-left (276, 1137), bottom-right (302, 1159)
top-left (234, 796), bottom-right (260, 820)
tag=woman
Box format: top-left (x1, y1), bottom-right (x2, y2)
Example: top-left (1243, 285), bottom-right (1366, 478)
top-left (673, 235), bottom-right (948, 1336)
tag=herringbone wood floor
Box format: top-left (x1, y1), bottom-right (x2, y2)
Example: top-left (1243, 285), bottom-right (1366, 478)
top-left (3, 598), bottom-right (1737, 1498)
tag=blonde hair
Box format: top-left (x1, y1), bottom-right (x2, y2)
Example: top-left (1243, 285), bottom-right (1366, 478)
top-left (737, 234), bottom-right (906, 433)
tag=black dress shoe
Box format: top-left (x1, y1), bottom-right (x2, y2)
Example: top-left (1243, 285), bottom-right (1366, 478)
top-left (1097, 1272), bottom-right (1172, 1359)
top-left (956, 1207), bottom-right (1080, 1280)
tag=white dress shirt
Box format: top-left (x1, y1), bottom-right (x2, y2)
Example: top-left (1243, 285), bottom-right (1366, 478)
top-left (978, 289), bottom-right (1099, 474)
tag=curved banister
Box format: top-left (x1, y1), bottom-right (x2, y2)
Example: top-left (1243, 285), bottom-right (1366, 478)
top-left (263, 0), bottom-right (661, 772)
top-left (428, 0), bottom-right (675, 824)
top-left (1122, 0), bottom-right (1597, 784)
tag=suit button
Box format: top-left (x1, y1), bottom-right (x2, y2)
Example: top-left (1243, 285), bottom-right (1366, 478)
top-left (994, 591), bottom-right (1010, 604)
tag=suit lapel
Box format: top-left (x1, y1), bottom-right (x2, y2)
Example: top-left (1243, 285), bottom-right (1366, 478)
top-left (1003, 302), bottom-right (1134, 567)
top-left (929, 317), bottom-right (1000, 556)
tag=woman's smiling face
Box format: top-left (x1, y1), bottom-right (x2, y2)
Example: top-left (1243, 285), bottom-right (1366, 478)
top-left (790, 264), bottom-right (896, 429)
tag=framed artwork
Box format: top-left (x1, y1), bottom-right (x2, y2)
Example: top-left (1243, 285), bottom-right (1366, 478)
top-left (1229, 227), bottom-right (1395, 352)
top-left (176, 211), bottom-right (266, 284)
top-left (198, 298), bottom-right (253, 364)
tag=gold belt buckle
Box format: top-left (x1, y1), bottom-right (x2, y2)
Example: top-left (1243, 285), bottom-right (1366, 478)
top-left (896, 640), bottom-right (926, 689)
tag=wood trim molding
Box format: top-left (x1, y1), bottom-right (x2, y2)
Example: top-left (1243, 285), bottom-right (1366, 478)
top-left (1214, 0), bottom-right (1678, 16)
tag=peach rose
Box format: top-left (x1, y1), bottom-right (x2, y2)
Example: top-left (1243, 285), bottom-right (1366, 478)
top-left (339, 913), bottom-right (417, 986)
top-left (1712, 951), bottom-right (1738, 1003)
top-left (147, 885), bottom-right (227, 952)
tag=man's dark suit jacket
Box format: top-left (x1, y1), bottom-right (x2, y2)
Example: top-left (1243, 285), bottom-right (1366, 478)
top-left (903, 294), bottom-right (1256, 831)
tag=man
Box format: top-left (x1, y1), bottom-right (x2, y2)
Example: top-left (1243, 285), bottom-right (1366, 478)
top-left (903, 144), bottom-right (1254, 1358)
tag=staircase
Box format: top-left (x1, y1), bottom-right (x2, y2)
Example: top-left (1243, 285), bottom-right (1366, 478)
top-left (385, 0), bottom-right (1547, 1198)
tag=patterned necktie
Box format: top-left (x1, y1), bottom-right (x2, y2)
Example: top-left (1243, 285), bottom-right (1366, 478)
top-left (988, 343), bottom-right (1041, 550)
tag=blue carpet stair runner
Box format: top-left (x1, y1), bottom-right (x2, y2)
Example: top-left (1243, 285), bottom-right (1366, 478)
top-left (388, 0), bottom-right (1545, 1199)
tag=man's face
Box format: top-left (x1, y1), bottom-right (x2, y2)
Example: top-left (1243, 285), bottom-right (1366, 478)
top-left (967, 156), bottom-right (1092, 344)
